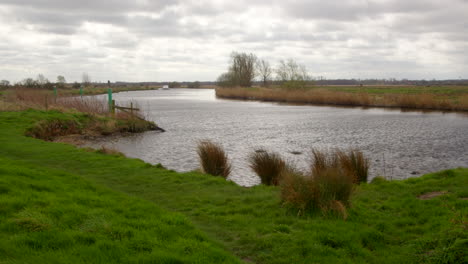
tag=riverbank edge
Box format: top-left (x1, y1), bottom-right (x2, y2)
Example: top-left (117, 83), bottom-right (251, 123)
top-left (0, 109), bottom-right (467, 263)
top-left (216, 87), bottom-right (468, 112)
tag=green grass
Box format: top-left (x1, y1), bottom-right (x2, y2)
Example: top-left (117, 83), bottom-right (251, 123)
top-left (0, 158), bottom-right (239, 263)
top-left (1, 109), bottom-right (467, 263)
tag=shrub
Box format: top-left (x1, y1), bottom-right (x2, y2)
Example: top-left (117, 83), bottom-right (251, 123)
top-left (249, 150), bottom-right (285, 185)
top-left (197, 140), bottom-right (231, 178)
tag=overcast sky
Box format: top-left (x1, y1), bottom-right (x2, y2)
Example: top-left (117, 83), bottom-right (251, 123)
top-left (0, 0), bottom-right (467, 83)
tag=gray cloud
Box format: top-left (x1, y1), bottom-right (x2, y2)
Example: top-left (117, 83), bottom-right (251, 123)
top-left (0, 0), bottom-right (466, 82)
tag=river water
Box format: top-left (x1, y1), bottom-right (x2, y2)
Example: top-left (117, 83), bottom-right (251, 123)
top-left (88, 88), bottom-right (468, 186)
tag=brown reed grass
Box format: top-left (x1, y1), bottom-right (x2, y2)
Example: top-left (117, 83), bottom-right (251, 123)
top-left (337, 149), bottom-right (370, 184)
top-left (197, 140), bottom-right (232, 178)
top-left (216, 87), bottom-right (468, 111)
top-left (249, 150), bottom-right (286, 185)
top-left (280, 148), bottom-right (368, 217)
top-left (280, 166), bottom-right (353, 218)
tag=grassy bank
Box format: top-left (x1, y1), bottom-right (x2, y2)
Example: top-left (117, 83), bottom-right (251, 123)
top-left (0, 88), bottom-right (162, 141)
top-left (64, 85), bottom-right (160, 96)
top-left (1, 110), bottom-right (467, 263)
top-left (0, 157), bottom-right (240, 263)
top-left (216, 86), bottom-right (468, 111)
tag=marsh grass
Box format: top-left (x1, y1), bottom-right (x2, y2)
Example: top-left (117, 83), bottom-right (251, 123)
top-left (197, 140), bottom-right (232, 178)
top-left (280, 166), bottom-right (354, 218)
top-left (249, 150), bottom-right (285, 185)
top-left (280, 148), bottom-right (366, 217)
top-left (337, 149), bottom-right (370, 183)
top-left (216, 87), bottom-right (468, 111)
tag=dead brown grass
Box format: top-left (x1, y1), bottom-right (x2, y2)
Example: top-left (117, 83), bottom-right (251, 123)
top-left (216, 87), bottom-right (468, 111)
top-left (280, 148), bottom-right (369, 217)
top-left (337, 149), bottom-right (370, 184)
top-left (25, 119), bottom-right (81, 141)
top-left (197, 140), bottom-right (232, 178)
top-left (249, 150), bottom-right (286, 185)
top-left (280, 166), bottom-right (354, 218)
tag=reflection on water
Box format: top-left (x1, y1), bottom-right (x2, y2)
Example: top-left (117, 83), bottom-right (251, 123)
top-left (86, 89), bottom-right (468, 186)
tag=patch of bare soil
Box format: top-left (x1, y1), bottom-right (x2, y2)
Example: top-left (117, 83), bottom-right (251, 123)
top-left (418, 191), bottom-right (448, 200)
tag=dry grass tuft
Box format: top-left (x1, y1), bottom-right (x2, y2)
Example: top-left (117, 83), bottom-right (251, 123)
top-left (337, 149), bottom-right (370, 183)
top-left (280, 148), bottom-right (366, 217)
top-left (197, 140), bottom-right (232, 178)
top-left (249, 150), bottom-right (286, 185)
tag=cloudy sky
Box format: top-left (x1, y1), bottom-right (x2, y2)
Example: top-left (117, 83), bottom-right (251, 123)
top-left (0, 0), bottom-right (467, 83)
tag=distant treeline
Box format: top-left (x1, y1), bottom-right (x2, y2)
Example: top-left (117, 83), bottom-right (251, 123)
top-left (114, 79), bottom-right (468, 87)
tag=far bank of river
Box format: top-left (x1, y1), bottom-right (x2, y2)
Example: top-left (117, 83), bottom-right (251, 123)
top-left (86, 88), bottom-right (468, 186)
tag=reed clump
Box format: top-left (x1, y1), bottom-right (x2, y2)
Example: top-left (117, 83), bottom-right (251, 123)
top-left (249, 150), bottom-right (286, 185)
top-left (197, 140), bottom-right (232, 178)
top-left (280, 148), bottom-right (369, 217)
top-left (337, 149), bottom-right (370, 183)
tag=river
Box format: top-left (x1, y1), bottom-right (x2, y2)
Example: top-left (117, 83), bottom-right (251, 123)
top-left (87, 88), bottom-right (468, 186)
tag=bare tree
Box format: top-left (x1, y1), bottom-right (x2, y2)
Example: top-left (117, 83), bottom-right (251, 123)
top-left (230, 52), bottom-right (257, 87)
top-left (276, 59), bottom-right (311, 89)
top-left (36, 74), bottom-right (49, 86)
top-left (256, 59), bottom-right (272, 87)
top-left (82, 72), bottom-right (91, 87)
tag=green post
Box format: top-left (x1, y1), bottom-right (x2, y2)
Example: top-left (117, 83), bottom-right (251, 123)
top-left (108, 88), bottom-right (113, 113)
top-left (53, 86), bottom-right (57, 102)
top-left (80, 86), bottom-right (83, 98)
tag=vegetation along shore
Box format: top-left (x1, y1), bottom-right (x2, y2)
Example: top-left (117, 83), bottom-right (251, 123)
top-left (0, 107), bottom-right (466, 263)
top-left (215, 52), bottom-right (468, 112)
top-left (216, 86), bottom-right (468, 112)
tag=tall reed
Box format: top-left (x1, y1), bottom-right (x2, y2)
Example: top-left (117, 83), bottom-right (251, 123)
top-left (249, 150), bottom-right (285, 185)
top-left (197, 140), bottom-right (232, 178)
top-left (337, 149), bottom-right (370, 183)
top-left (216, 87), bottom-right (468, 111)
top-left (280, 148), bottom-right (367, 218)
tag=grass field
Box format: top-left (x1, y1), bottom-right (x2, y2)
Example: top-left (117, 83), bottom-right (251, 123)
top-left (216, 85), bottom-right (468, 111)
top-left (0, 109), bottom-right (467, 263)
